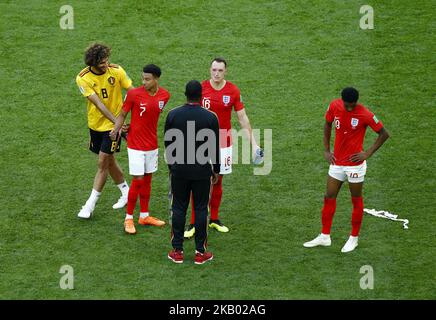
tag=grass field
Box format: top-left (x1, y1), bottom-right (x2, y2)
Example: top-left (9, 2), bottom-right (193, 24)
top-left (0, 0), bottom-right (435, 300)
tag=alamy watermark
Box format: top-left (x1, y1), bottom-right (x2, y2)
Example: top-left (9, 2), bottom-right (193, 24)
top-left (359, 265), bottom-right (374, 290)
top-left (164, 123), bottom-right (272, 175)
top-left (360, 5), bottom-right (374, 30)
top-left (59, 264), bottom-right (74, 290)
top-left (59, 5), bottom-right (74, 30)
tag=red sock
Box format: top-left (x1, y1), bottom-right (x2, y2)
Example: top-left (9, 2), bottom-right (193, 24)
top-left (190, 193), bottom-right (195, 224)
top-left (209, 176), bottom-right (223, 221)
top-left (351, 196), bottom-right (364, 236)
top-left (139, 174), bottom-right (152, 213)
top-left (321, 197), bottom-right (337, 235)
top-left (127, 178), bottom-right (143, 215)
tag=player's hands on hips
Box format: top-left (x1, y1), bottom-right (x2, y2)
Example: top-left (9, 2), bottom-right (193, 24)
top-left (350, 151), bottom-right (369, 163)
top-left (211, 172), bottom-right (219, 185)
top-left (324, 151), bottom-right (336, 165)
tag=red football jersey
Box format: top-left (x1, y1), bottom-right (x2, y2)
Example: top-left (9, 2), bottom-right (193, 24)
top-left (123, 86), bottom-right (170, 151)
top-left (201, 80), bottom-right (244, 147)
top-left (326, 99), bottom-right (383, 166)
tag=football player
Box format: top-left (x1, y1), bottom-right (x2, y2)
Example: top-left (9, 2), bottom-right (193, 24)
top-left (304, 87), bottom-right (390, 252)
top-left (75, 43), bottom-right (133, 219)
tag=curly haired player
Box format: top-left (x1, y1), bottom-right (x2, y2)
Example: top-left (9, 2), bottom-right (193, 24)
top-left (75, 43), bottom-right (133, 219)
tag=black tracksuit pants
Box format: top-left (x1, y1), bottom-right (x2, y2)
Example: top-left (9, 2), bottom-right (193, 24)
top-left (171, 175), bottom-right (211, 253)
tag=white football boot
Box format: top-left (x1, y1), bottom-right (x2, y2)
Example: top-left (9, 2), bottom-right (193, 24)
top-left (303, 234), bottom-right (331, 248)
top-left (77, 205), bottom-right (94, 219)
top-left (112, 195), bottom-right (128, 209)
top-left (341, 236), bottom-right (358, 253)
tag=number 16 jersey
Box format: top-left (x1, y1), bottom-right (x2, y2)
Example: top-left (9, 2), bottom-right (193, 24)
top-left (201, 80), bottom-right (244, 147)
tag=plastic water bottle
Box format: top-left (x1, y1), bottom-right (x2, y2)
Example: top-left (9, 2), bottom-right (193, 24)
top-left (253, 148), bottom-right (264, 165)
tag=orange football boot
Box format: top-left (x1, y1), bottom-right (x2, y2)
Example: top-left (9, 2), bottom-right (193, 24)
top-left (124, 219), bottom-right (136, 234)
top-left (138, 216), bottom-right (166, 227)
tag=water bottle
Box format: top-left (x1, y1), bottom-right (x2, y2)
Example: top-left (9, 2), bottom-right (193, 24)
top-left (253, 148), bottom-right (264, 165)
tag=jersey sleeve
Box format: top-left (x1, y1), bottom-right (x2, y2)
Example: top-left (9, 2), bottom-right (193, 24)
top-left (365, 109), bottom-right (384, 132)
top-left (158, 91), bottom-right (171, 113)
top-left (325, 102), bottom-right (335, 122)
top-left (122, 90), bottom-right (134, 113)
top-left (76, 76), bottom-right (95, 97)
top-left (233, 87), bottom-right (244, 112)
top-left (164, 91), bottom-right (171, 108)
top-left (118, 66), bottom-right (133, 89)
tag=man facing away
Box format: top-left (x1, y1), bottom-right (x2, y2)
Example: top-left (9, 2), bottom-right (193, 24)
top-left (165, 80), bottom-right (220, 265)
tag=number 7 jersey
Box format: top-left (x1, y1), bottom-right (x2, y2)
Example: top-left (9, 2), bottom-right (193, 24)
top-left (122, 86), bottom-right (171, 151)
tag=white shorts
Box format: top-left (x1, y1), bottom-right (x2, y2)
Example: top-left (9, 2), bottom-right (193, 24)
top-left (220, 146), bottom-right (233, 175)
top-left (128, 148), bottom-right (158, 176)
top-left (328, 161), bottom-right (367, 183)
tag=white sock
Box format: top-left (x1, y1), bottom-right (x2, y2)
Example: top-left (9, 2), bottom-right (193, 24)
top-left (117, 181), bottom-right (129, 197)
top-left (85, 189), bottom-right (101, 209)
top-left (321, 233), bottom-right (330, 238)
top-left (140, 212), bottom-right (149, 218)
top-left (125, 214), bottom-right (133, 220)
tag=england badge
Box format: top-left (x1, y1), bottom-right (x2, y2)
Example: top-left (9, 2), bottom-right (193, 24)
top-left (351, 118), bottom-right (359, 128)
top-left (158, 101), bottom-right (165, 110)
top-left (223, 95), bottom-right (230, 105)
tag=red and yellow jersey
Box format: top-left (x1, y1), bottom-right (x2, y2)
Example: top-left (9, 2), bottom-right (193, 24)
top-left (326, 99), bottom-right (384, 166)
top-left (201, 80), bottom-right (244, 147)
top-left (123, 86), bottom-right (171, 151)
top-left (76, 64), bottom-right (132, 132)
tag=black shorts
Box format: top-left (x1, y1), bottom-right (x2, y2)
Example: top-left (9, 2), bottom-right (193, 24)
top-left (89, 129), bottom-right (121, 155)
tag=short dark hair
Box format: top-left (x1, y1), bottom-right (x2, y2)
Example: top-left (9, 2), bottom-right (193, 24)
top-left (84, 43), bottom-right (111, 67)
top-left (143, 64), bottom-right (161, 78)
top-left (341, 87), bottom-right (359, 103)
top-left (211, 57), bottom-right (227, 68)
top-left (185, 80), bottom-right (202, 101)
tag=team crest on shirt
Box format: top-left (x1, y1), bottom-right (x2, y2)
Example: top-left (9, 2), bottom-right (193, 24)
top-left (107, 76), bottom-right (115, 85)
top-left (223, 95), bottom-right (230, 105)
top-left (351, 118), bottom-right (359, 128)
top-left (158, 101), bottom-right (165, 110)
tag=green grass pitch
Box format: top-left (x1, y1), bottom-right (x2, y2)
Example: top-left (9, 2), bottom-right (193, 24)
top-left (0, 0), bottom-right (434, 299)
